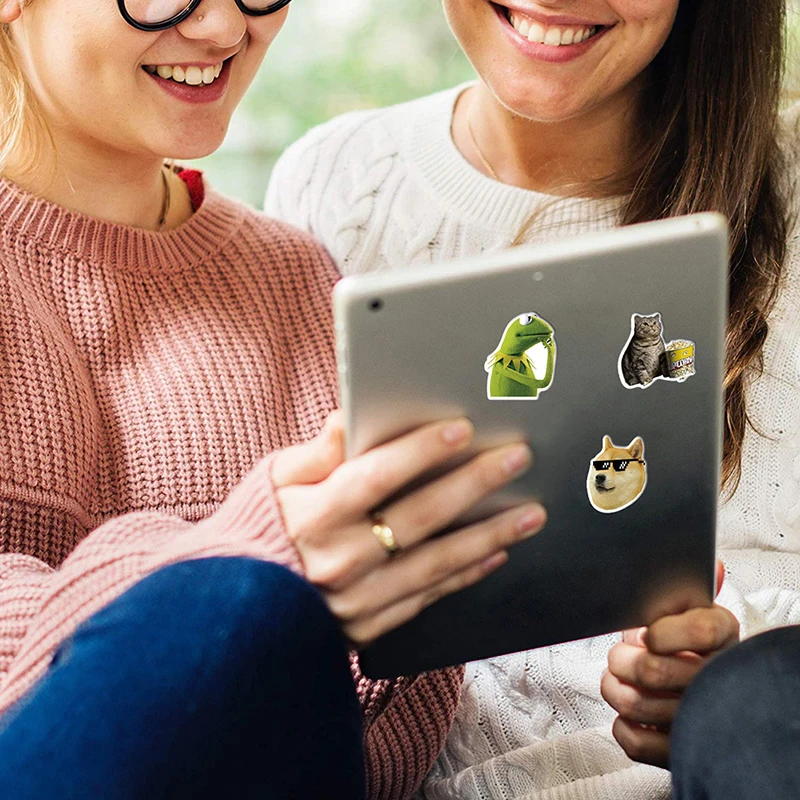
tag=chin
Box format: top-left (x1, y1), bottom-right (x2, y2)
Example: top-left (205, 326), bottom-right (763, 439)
top-left (163, 128), bottom-right (230, 162)
top-left (488, 74), bottom-right (590, 123)
top-left (169, 144), bottom-right (224, 161)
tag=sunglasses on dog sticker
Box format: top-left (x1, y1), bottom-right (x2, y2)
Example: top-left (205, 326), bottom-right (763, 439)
top-left (588, 436), bottom-right (648, 514)
top-left (591, 459), bottom-right (646, 472)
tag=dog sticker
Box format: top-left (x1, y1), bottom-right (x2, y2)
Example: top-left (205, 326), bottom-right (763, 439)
top-left (587, 435), bottom-right (648, 513)
top-left (618, 312), bottom-right (695, 389)
top-left (484, 313), bottom-right (556, 400)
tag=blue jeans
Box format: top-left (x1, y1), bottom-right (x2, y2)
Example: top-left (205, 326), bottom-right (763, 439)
top-left (0, 557), bottom-right (366, 799)
top-left (671, 625), bottom-right (800, 799)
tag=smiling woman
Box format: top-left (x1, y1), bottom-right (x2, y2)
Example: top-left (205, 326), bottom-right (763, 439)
top-left (0, 1), bottom-right (549, 798)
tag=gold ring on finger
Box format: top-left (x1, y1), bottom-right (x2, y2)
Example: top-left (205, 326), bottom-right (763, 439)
top-left (369, 512), bottom-right (402, 558)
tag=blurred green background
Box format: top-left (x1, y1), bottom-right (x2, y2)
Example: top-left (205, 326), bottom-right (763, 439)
top-left (189, 0), bottom-right (472, 206)
top-left (192, 0), bottom-right (800, 208)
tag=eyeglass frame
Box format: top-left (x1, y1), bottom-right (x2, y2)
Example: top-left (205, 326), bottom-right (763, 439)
top-left (117, 0), bottom-right (293, 32)
top-left (591, 459), bottom-right (645, 473)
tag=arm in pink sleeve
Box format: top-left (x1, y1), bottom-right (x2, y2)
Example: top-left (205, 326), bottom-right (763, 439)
top-left (0, 452), bottom-right (301, 712)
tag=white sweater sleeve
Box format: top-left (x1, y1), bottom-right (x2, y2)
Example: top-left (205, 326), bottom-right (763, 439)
top-left (714, 248), bottom-right (800, 636)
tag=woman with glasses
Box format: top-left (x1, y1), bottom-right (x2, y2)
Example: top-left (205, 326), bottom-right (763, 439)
top-left (266, 1), bottom-right (799, 798)
top-left (0, 1), bottom-right (550, 797)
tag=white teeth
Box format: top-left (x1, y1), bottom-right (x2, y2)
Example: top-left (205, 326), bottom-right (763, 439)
top-left (544, 27), bottom-right (561, 45)
top-left (573, 27), bottom-right (596, 44)
top-left (528, 22), bottom-right (545, 43)
top-left (508, 11), bottom-right (599, 47)
top-left (145, 62), bottom-right (224, 85)
top-left (184, 66), bottom-right (202, 85)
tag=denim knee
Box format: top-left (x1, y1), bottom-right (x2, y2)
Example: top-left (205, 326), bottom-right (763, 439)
top-left (672, 626), bottom-right (800, 800)
top-left (673, 626), bottom-right (800, 764)
top-left (117, 556), bottom-right (344, 661)
top-left (677, 625), bottom-right (799, 732)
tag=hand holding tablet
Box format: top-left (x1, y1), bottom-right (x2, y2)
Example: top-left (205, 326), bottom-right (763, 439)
top-left (273, 413), bottom-right (547, 647)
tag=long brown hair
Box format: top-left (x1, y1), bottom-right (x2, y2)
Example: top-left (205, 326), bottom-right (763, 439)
top-left (618, 0), bottom-right (791, 494)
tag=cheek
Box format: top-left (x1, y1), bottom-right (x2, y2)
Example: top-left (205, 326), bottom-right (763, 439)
top-left (613, 0), bottom-right (681, 54)
top-left (441, 0), bottom-right (492, 57)
top-left (59, 52), bottom-right (141, 131)
top-left (613, 0), bottom-right (681, 20)
top-left (24, 10), bottom-right (142, 121)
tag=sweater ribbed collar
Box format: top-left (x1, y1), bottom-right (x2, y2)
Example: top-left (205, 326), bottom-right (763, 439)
top-left (408, 83), bottom-right (621, 238)
top-left (0, 174), bottom-right (246, 273)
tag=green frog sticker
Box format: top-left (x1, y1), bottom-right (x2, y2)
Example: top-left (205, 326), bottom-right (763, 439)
top-left (484, 313), bottom-right (557, 399)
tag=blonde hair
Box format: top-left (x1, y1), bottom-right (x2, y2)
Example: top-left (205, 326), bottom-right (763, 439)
top-left (0, 18), bottom-right (54, 178)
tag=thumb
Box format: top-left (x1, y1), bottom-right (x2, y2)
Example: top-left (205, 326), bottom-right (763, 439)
top-left (272, 411), bottom-right (346, 488)
top-left (715, 559), bottom-right (725, 597)
top-left (622, 626), bottom-right (648, 647)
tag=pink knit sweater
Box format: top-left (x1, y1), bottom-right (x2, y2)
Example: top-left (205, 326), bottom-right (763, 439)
top-left (0, 176), bottom-right (464, 799)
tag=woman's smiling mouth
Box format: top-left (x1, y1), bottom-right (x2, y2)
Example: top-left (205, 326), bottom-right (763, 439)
top-left (143, 63), bottom-right (224, 85)
top-left (141, 57), bottom-right (234, 104)
top-left (491, 3), bottom-right (613, 59)
top-left (490, 2), bottom-right (616, 64)
top-left (507, 11), bottom-right (600, 46)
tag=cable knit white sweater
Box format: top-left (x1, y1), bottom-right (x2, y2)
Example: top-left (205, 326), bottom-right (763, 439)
top-left (265, 84), bottom-right (800, 800)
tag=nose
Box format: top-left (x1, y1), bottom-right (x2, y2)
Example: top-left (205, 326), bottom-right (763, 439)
top-left (175, 0), bottom-right (247, 49)
top-left (595, 474), bottom-right (606, 484)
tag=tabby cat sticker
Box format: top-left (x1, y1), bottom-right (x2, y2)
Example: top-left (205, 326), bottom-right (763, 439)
top-left (618, 313), bottom-right (695, 389)
top-left (484, 313), bottom-right (556, 399)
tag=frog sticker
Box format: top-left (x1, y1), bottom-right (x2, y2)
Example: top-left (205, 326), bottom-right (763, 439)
top-left (484, 313), bottom-right (557, 399)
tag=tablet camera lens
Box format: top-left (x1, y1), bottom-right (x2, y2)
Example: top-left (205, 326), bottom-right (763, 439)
top-left (369, 298), bottom-right (384, 312)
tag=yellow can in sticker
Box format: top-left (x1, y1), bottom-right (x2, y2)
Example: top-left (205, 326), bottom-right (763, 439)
top-left (665, 340), bottom-right (695, 381)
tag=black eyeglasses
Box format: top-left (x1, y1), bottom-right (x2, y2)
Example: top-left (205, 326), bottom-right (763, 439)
top-left (592, 459), bottom-right (645, 472)
top-left (118, 0), bottom-right (292, 32)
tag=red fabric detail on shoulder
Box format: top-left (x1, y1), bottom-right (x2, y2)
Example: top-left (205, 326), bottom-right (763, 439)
top-left (176, 168), bottom-right (205, 211)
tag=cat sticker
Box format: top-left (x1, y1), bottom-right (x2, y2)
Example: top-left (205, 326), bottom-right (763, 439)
top-left (618, 313), bottom-right (695, 389)
top-left (587, 435), bottom-right (648, 513)
top-left (484, 313), bottom-right (556, 399)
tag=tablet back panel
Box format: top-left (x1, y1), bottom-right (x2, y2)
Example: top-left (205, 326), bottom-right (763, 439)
top-left (334, 214), bottom-right (728, 679)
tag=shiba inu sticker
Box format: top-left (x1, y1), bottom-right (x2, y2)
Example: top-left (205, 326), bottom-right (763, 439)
top-left (618, 312), bottom-right (696, 389)
top-left (587, 435), bottom-right (648, 513)
top-left (484, 313), bottom-right (556, 400)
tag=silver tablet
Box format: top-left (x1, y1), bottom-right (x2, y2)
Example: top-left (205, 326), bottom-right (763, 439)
top-left (334, 213), bottom-right (728, 679)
